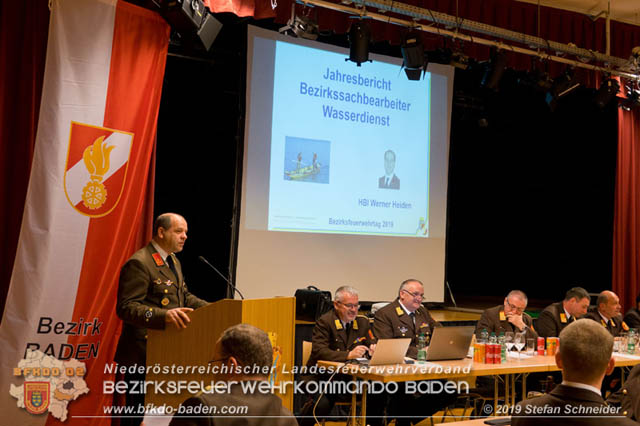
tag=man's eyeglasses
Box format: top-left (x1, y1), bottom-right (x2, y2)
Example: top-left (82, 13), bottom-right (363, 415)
top-left (506, 300), bottom-right (525, 313)
top-left (337, 301), bottom-right (360, 310)
top-left (402, 289), bottom-right (424, 300)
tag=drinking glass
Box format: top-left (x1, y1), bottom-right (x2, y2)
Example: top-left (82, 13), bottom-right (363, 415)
top-left (514, 332), bottom-right (525, 359)
top-left (504, 332), bottom-right (515, 358)
top-left (526, 338), bottom-right (535, 356)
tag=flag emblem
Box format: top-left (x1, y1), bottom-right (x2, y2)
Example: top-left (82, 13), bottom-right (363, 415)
top-left (63, 121), bottom-right (134, 217)
top-left (24, 382), bottom-right (50, 415)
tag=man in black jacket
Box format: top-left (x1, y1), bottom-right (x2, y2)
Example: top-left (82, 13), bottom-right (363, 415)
top-left (170, 324), bottom-right (298, 426)
top-left (513, 319), bottom-right (635, 425)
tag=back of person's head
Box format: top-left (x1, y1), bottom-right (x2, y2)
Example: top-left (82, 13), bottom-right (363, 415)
top-left (219, 324), bottom-right (273, 373)
top-left (558, 319), bottom-right (613, 383)
top-left (564, 287), bottom-right (589, 302)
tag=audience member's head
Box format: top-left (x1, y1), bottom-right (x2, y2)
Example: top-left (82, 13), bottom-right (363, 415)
top-left (596, 290), bottom-right (621, 320)
top-left (215, 324), bottom-right (273, 379)
top-left (556, 319), bottom-right (615, 386)
top-left (333, 286), bottom-right (360, 323)
top-left (563, 287), bottom-right (590, 318)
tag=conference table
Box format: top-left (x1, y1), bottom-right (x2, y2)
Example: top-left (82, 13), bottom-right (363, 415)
top-left (317, 353), bottom-right (640, 425)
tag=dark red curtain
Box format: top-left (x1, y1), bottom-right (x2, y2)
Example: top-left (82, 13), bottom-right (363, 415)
top-left (613, 107), bottom-right (640, 311)
top-left (0, 0), bottom-right (50, 318)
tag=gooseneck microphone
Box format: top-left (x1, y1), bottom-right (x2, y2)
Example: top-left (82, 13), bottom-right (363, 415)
top-left (198, 256), bottom-right (245, 300)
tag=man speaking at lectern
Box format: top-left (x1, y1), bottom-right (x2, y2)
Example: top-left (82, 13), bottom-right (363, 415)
top-left (114, 212), bottom-right (209, 425)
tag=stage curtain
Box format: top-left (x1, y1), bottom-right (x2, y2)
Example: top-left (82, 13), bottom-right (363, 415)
top-left (0, 0), bottom-right (49, 318)
top-left (613, 108), bottom-right (640, 312)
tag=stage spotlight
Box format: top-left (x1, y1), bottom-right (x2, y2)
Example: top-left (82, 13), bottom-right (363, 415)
top-left (400, 31), bottom-right (427, 81)
top-left (593, 78), bottom-right (620, 109)
top-left (481, 50), bottom-right (507, 90)
top-left (347, 20), bottom-right (371, 66)
top-left (290, 14), bottom-right (319, 40)
top-left (279, 3), bottom-right (319, 40)
top-left (620, 80), bottom-right (640, 111)
top-left (546, 68), bottom-right (580, 110)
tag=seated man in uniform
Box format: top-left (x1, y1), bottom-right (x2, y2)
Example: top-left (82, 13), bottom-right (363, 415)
top-left (301, 286), bottom-right (378, 426)
top-left (170, 323), bottom-right (298, 426)
top-left (623, 292), bottom-right (640, 330)
top-left (373, 279), bottom-right (455, 426)
top-left (537, 287), bottom-right (591, 338)
top-left (584, 291), bottom-right (629, 337)
top-left (475, 290), bottom-right (538, 340)
top-left (607, 364), bottom-right (640, 422)
top-left (513, 319), bottom-right (635, 426)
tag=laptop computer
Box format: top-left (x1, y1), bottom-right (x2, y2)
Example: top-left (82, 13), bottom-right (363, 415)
top-left (363, 338), bottom-right (411, 366)
top-left (425, 326), bottom-right (475, 361)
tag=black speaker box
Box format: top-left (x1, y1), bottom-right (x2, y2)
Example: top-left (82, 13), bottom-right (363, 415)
top-left (197, 13), bottom-right (222, 51)
top-left (163, 0), bottom-right (205, 32)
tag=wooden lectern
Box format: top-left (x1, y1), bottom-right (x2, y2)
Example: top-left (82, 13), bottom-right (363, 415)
top-left (146, 297), bottom-right (295, 410)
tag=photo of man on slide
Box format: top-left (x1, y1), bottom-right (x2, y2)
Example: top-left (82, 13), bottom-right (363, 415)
top-left (379, 149), bottom-right (400, 189)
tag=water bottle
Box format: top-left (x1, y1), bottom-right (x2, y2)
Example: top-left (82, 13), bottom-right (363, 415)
top-left (479, 328), bottom-right (489, 344)
top-left (417, 333), bottom-right (427, 361)
top-left (628, 329), bottom-right (637, 354)
top-left (423, 323), bottom-right (432, 346)
top-left (489, 332), bottom-right (497, 344)
top-left (498, 332), bottom-right (506, 363)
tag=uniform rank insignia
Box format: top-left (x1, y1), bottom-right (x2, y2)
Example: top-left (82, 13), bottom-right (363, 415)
top-left (398, 325), bottom-right (408, 334)
top-left (161, 297), bottom-right (170, 306)
top-left (560, 313), bottom-right (567, 323)
top-left (622, 321), bottom-right (629, 331)
top-left (334, 319), bottom-right (343, 330)
top-left (353, 321), bottom-right (359, 330)
top-left (419, 322), bottom-right (428, 328)
top-left (396, 306), bottom-right (404, 316)
top-left (611, 319), bottom-right (616, 327)
top-left (354, 337), bottom-right (365, 344)
top-left (499, 311), bottom-right (506, 321)
top-left (154, 278), bottom-right (162, 285)
top-left (601, 319), bottom-right (607, 327)
top-left (165, 279), bottom-right (173, 286)
top-left (152, 253), bottom-right (164, 266)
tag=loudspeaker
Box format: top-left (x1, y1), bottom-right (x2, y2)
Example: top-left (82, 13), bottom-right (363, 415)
top-left (163, 0), bottom-right (206, 32)
top-left (197, 13), bottom-right (222, 51)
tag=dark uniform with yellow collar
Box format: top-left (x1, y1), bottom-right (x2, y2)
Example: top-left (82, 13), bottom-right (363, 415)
top-left (475, 305), bottom-right (538, 340)
top-left (372, 299), bottom-right (453, 426)
top-left (307, 309), bottom-right (374, 366)
top-left (584, 308), bottom-right (629, 337)
top-left (300, 309), bottom-right (378, 426)
top-left (536, 301), bottom-right (578, 338)
top-left (372, 299), bottom-right (440, 359)
top-left (115, 243), bottom-right (208, 366)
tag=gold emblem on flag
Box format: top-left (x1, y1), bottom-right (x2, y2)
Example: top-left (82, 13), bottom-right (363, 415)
top-left (81, 136), bottom-right (115, 209)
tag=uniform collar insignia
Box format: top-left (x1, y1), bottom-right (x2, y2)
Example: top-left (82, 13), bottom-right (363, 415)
top-left (353, 321), bottom-right (358, 330)
top-left (152, 252), bottom-right (164, 266)
top-left (334, 319), bottom-right (343, 330)
top-left (499, 311), bottom-right (506, 321)
top-left (396, 306), bottom-right (404, 316)
top-left (560, 313), bottom-right (567, 323)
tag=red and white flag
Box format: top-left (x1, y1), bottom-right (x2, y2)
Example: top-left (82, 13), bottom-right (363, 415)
top-left (0, 0), bottom-right (169, 424)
